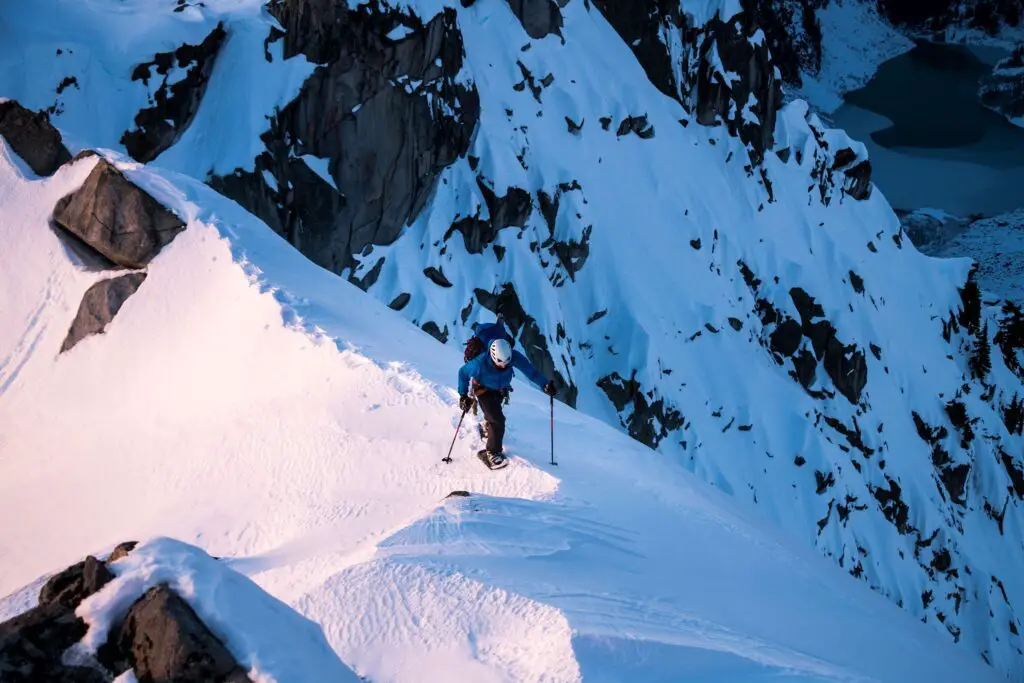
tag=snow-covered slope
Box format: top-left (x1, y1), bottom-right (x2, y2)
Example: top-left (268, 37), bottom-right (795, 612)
top-left (3, 0), bottom-right (1024, 677)
top-left (0, 145), bottom-right (1002, 683)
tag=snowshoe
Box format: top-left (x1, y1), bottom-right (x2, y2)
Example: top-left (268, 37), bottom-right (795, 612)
top-left (477, 449), bottom-right (508, 470)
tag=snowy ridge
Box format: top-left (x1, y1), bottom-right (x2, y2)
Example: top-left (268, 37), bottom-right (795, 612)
top-left (2, 0), bottom-right (1024, 677)
top-left (0, 145), bottom-right (1001, 682)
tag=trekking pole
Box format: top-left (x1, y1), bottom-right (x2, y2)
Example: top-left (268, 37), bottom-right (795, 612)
top-left (550, 395), bottom-right (557, 466)
top-left (443, 407), bottom-right (469, 464)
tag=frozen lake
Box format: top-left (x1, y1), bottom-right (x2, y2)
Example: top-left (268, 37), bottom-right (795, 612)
top-left (831, 40), bottom-right (1024, 217)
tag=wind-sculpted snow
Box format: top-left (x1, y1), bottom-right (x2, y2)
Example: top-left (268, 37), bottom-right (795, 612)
top-left (2, 0), bottom-right (1024, 676)
top-left (0, 141), bottom-right (1002, 681)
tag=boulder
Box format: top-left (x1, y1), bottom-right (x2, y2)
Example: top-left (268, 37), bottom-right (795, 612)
top-left (0, 554), bottom-right (116, 680)
top-left (52, 159), bottom-right (186, 268)
top-left (114, 586), bottom-right (250, 683)
top-left (61, 273), bottom-right (147, 353)
top-left (0, 602), bottom-right (105, 683)
top-left (108, 541), bottom-right (139, 564)
top-left (0, 100), bottom-right (72, 176)
top-left (38, 556), bottom-right (113, 609)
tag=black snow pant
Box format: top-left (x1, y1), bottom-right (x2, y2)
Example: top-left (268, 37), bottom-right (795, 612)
top-left (476, 388), bottom-right (506, 453)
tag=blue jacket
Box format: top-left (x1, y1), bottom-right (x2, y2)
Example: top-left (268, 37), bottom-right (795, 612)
top-left (458, 350), bottom-right (547, 395)
top-left (475, 321), bottom-right (511, 347)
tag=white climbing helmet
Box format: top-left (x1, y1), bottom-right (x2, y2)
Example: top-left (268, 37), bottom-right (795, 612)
top-left (489, 338), bottom-right (512, 368)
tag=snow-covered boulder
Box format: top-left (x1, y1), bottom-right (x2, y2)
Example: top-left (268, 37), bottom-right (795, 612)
top-left (0, 100), bottom-right (71, 177)
top-left (106, 586), bottom-right (251, 683)
top-left (52, 157), bottom-right (186, 269)
top-left (1, 538), bottom-right (360, 683)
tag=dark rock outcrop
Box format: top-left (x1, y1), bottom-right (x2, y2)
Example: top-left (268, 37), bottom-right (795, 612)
top-left (587, 0), bottom-right (682, 105)
top-left (61, 272), bottom-right (148, 353)
top-left (506, 0), bottom-right (565, 39)
top-left (597, 370), bottom-right (684, 448)
top-left (108, 541), bottom-right (139, 564)
top-left (52, 159), bottom-right (186, 269)
top-left (0, 100), bottom-right (72, 176)
top-left (0, 602), bottom-right (105, 683)
top-left (444, 181), bottom-right (532, 254)
top-left (789, 287), bottom-right (867, 403)
top-left (38, 556), bottom-right (113, 609)
top-left (831, 151), bottom-right (872, 200)
top-left (742, 264), bottom-right (868, 403)
top-left (0, 555), bottom-right (114, 683)
top-left (113, 586), bottom-right (250, 683)
top-left (591, 0), bottom-right (781, 162)
top-left (694, 4), bottom-right (781, 161)
top-left (122, 24), bottom-right (227, 163)
top-left (615, 115), bottom-right (655, 139)
top-left (216, 3), bottom-right (479, 275)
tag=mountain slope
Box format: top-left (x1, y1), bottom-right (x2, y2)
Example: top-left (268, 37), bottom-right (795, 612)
top-left (2, 0), bottom-right (1024, 676)
top-left (0, 145), bottom-right (1003, 683)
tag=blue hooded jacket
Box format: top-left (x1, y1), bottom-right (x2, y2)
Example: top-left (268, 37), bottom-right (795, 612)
top-left (458, 349), bottom-right (547, 395)
top-left (474, 321), bottom-right (511, 348)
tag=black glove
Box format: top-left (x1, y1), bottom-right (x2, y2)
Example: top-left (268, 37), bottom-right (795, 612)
top-left (543, 381), bottom-right (557, 397)
top-left (459, 395), bottom-right (474, 412)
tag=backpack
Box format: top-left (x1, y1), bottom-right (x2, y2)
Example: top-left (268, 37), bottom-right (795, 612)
top-left (464, 320), bottom-right (513, 363)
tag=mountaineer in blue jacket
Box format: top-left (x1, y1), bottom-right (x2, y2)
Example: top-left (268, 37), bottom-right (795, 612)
top-left (458, 330), bottom-right (556, 468)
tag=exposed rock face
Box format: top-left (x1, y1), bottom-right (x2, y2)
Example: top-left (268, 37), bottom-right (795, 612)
top-left (0, 555), bottom-right (114, 683)
top-left (979, 46), bottom-right (1024, 127)
top-left (61, 272), bottom-right (148, 353)
top-left (834, 152), bottom-right (873, 201)
top-left (693, 3), bottom-right (782, 161)
top-left (445, 181), bottom-right (532, 254)
top-left (505, 0), bottom-right (565, 40)
top-left (113, 586), bottom-right (250, 683)
top-left (774, 102), bottom-right (874, 204)
top-left (742, 262), bottom-right (869, 404)
top-left (747, 0), bottom-right (825, 87)
top-left (214, 2), bottom-right (479, 274)
top-left (122, 24), bottom-right (227, 163)
top-left (38, 556), bottom-right (113, 609)
top-left (52, 158), bottom-right (186, 269)
top-left (590, 0), bottom-right (782, 162)
top-left (0, 100), bottom-right (72, 176)
top-left (597, 371), bottom-right (684, 448)
top-left (0, 602), bottom-right (105, 683)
